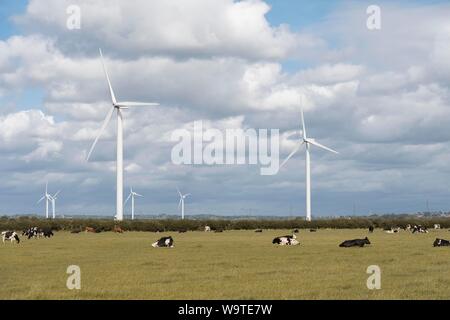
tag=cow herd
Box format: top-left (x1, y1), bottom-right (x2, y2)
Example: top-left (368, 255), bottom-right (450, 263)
top-left (2, 224), bottom-right (450, 249)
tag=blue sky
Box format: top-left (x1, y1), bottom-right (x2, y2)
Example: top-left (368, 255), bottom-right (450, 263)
top-left (1, 1), bottom-right (450, 218)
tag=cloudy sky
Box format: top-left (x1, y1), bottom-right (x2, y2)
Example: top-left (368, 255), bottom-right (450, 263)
top-left (1, 0), bottom-right (450, 218)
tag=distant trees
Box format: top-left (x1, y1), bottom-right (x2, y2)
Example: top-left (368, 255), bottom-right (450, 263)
top-left (1, 216), bottom-right (449, 232)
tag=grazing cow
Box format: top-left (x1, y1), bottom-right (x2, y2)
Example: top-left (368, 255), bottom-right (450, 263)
top-left (113, 226), bottom-right (124, 233)
top-left (434, 224), bottom-right (441, 230)
top-left (272, 234), bottom-right (299, 246)
top-left (309, 229), bottom-right (317, 232)
top-left (412, 225), bottom-right (428, 233)
top-left (255, 229), bottom-right (263, 233)
top-left (2, 231), bottom-right (20, 244)
top-left (433, 238), bottom-right (450, 247)
top-left (339, 237), bottom-right (371, 247)
top-left (85, 227), bottom-right (96, 233)
top-left (368, 226), bottom-right (374, 233)
top-left (152, 236), bottom-right (174, 248)
top-left (204, 226), bottom-right (211, 232)
top-left (293, 229), bottom-right (299, 234)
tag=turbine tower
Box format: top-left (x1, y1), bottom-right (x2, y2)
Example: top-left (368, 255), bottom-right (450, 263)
top-left (51, 190), bottom-right (61, 219)
top-left (37, 182), bottom-right (53, 219)
top-left (125, 187), bottom-right (143, 220)
top-left (279, 102), bottom-right (338, 221)
top-left (177, 188), bottom-right (191, 220)
top-left (86, 49), bottom-right (159, 221)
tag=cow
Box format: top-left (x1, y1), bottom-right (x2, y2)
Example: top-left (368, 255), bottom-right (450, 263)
top-left (255, 229), bottom-right (263, 233)
top-left (293, 229), bottom-right (299, 234)
top-left (214, 229), bottom-right (223, 233)
top-left (310, 229), bottom-right (317, 232)
top-left (71, 229), bottom-right (81, 234)
top-left (412, 225), bottom-right (428, 233)
top-left (434, 224), bottom-right (441, 230)
top-left (204, 226), bottom-right (211, 232)
top-left (113, 226), bottom-right (124, 233)
top-left (433, 238), bottom-right (450, 247)
top-left (42, 229), bottom-right (54, 238)
top-left (272, 234), bottom-right (299, 246)
top-left (152, 236), bottom-right (174, 248)
top-left (2, 231), bottom-right (20, 244)
top-left (368, 226), bottom-right (374, 233)
top-left (339, 237), bottom-right (371, 247)
top-left (405, 224), bottom-right (412, 232)
top-left (85, 227), bottom-right (96, 233)
top-left (385, 227), bottom-right (400, 234)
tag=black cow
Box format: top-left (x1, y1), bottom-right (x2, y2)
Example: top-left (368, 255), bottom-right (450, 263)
top-left (42, 229), bottom-right (54, 238)
top-left (368, 226), bottom-right (374, 233)
top-left (309, 229), bottom-right (317, 232)
top-left (339, 237), bottom-right (371, 247)
top-left (433, 238), bottom-right (450, 247)
top-left (255, 229), bottom-right (263, 233)
top-left (152, 236), bottom-right (174, 248)
top-left (2, 231), bottom-right (20, 244)
top-left (293, 229), bottom-right (299, 233)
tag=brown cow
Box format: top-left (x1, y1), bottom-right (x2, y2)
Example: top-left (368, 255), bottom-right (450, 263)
top-left (114, 226), bottom-right (124, 233)
top-left (85, 227), bottom-right (96, 233)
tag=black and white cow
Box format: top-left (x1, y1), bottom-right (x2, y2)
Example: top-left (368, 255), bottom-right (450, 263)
top-left (152, 236), bottom-right (174, 248)
top-left (2, 231), bottom-right (20, 244)
top-left (272, 234), bottom-right (299, 246)
top-left (412, 225), bottom-right (428, 233)
top-left (339, 237), bottom-right (371, 247)
top-left (433, 238), bottom-right (450, 247)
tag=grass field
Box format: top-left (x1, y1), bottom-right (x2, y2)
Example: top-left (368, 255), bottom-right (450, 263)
top-left (1, 229), bottom-right (450, 299)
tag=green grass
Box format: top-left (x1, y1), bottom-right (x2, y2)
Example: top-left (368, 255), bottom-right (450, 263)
top-left (1, 229), bottom-right (450, 299)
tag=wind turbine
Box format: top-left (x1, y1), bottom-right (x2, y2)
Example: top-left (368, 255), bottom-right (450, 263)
top-left (124, 187), bottom-right (143, 220)
top-left (279, 103), bottom-right (338, 222)
top-left (37, 182), bottom-right (53, 219)
top-left (51, 190), bottom-right (61, 219)
top-left (177, 188), bottom-right (191, 220)
top-left (86, 49), bottom-right (159, 221)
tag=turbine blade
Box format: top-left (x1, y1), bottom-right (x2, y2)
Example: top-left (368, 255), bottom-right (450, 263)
top-left (279, 142), bottom-right (303, 170)
top-left (177, 187), bottom-right (182, 197)
top-left (37, 196), bottom-right (45, 204)
top-left (307, 139), bottom-right (338, 154)
top-left (124, 193), bottom-right (131, 205)
top-left (53, 190), bottom-right (61, 199)
top-left (116, 102), bottom-right (159, 107)
top-left (99, 48), bottom-right (117, 104)
top-left (134, 193), bottom-right (143, 197)
top-left (184, 193), bottom-right (191, 197)
top-left (86, 106), bottom-right (115, 161)
top-left (178, 198), bottom-right (182, 209)
top-left (301, 107), bottom-right (307, 140)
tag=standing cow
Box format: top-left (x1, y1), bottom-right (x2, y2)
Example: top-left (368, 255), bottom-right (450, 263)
top-left (2, 231), bottom-right (20, 244)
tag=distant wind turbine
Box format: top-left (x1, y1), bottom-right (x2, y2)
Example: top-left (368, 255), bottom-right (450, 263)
top-left (86, 49), bottom-right (159, 221)
top-left (177, 188), bottom-right (191, 220)
top-left (37, 182), bottom-right (54, 219)
top-left (279, 101), bottom-right (338, 221)
top-left (51, 190), bottom-right (61, 219)
top-left (124, 187), bottom-right (143, 220)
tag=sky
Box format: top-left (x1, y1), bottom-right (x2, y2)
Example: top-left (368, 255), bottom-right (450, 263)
top-left (1, 0), bottom-right (450, 218)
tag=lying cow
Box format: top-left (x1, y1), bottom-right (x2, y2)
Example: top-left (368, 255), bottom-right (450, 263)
top-left (433, 238), bottom-right (450, 247)
top-left (385, 227), bottom-right (400, 234)
top-left (272, 234), bottom-right (299, 246)
top-left (255, 229), bottom-right (263, 233)
top-left (152, 236), bottom-right (174, 248)
top-left (2, 231), bottom-right (20, 244)
top-left (339, 237), bottom-right (371, 247)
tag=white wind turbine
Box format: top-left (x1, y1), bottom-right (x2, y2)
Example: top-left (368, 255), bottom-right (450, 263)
top-left (279, 104), bottom-right (338, 222)
top-left (86, 49), bottom-right (159, 221)
top-left (37, 182), bottom-right (53, 219)
top-left (124, 187), bottom-right (143, 220)
top-left (50, 190), bottom-right (61, 219)
top-left (177, 188), bottom-right (191, 220)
